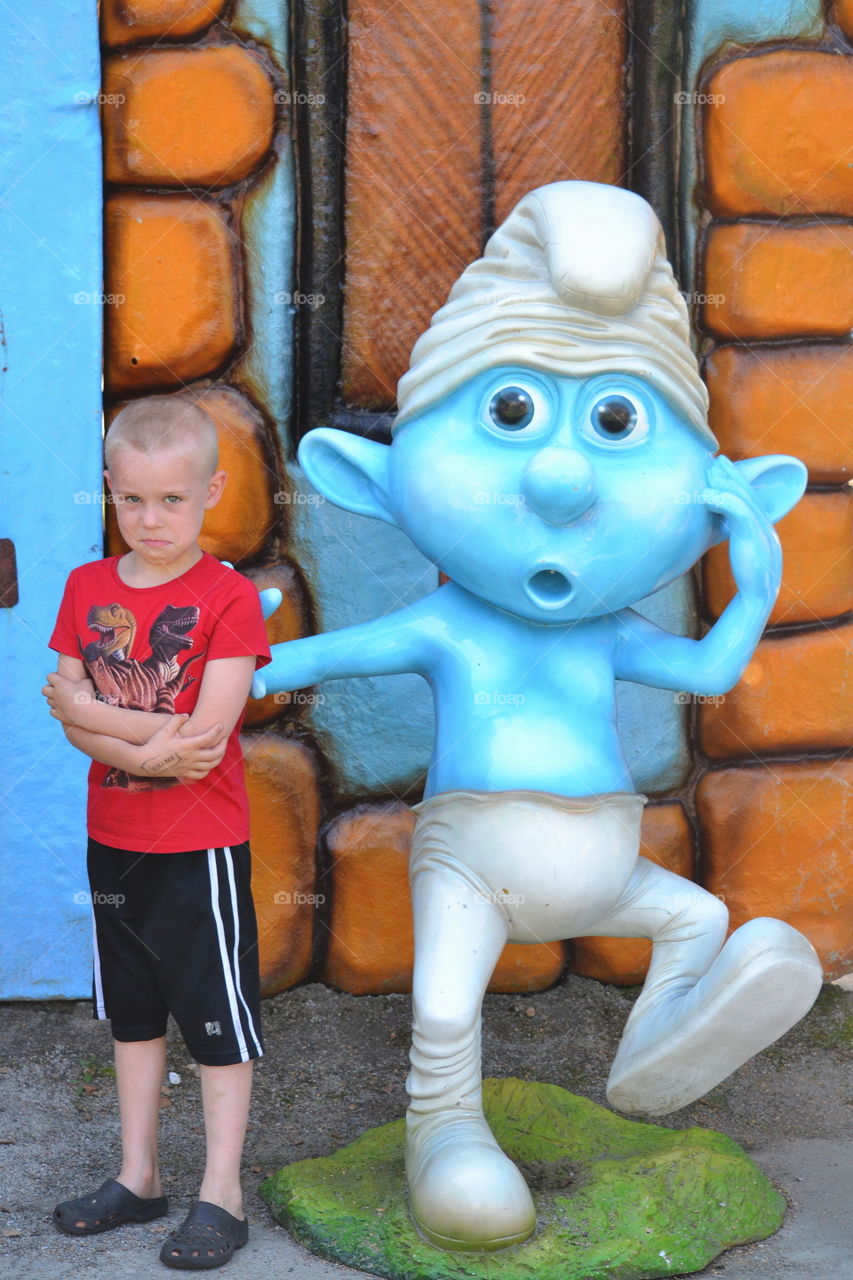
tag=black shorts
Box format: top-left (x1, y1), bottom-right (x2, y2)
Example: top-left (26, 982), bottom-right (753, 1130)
top-left (87, 838), bottom-right (264, 1066)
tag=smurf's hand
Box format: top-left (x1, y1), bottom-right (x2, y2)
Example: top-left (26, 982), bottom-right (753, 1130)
top-left (700, 456), bottom-right (782, 607)
top-left (220, 560), bottom-right (283, 622)
top-left (251, 669), bottom-right (269, 700)
top-left (258, 587), bottom-right (283, 621)
top-left (222, 563), bottom-right (282, 698)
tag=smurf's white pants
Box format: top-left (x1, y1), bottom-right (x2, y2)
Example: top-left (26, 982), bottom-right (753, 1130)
top-left (406, 789), bottom-right (821, 1119)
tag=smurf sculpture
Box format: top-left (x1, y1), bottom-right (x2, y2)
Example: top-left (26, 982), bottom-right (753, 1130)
top-left (256, 182), bottom-right (823, 1251)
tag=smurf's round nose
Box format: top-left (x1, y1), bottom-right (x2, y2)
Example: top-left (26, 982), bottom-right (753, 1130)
top-left (522, 448), bottom-right (596, 525)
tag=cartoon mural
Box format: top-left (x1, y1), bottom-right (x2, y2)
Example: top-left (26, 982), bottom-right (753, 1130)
top-left (2, 0), bottom-right (849, 1033)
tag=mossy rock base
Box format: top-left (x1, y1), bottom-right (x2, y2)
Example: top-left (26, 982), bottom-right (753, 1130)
top-left (260, 1078), bottom-right (785, 1280)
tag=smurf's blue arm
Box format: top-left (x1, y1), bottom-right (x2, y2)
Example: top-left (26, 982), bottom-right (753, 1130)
top-left (614, 457), bottom-right (783, 695)
top-left (613, 599), bottom-right (770, 696)
top-left (251, 602), bottom-right (434, 699)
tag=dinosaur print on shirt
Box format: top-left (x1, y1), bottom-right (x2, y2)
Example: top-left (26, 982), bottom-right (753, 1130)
top-left (82, 602), bottom-right (204, 790)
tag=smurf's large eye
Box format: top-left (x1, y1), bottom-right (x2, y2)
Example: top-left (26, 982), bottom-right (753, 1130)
top-left (592, 395), bottom-right (637, 440)
top-left (488, 386), bottom-right (535, 432)
top-left (580, 390), bottom-right (651, 448)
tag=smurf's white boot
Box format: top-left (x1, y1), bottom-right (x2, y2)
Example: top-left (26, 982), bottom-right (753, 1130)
top-left (607, 916), bottom-right (822, 1115)
top-left (406, 1018), bottom-right (536, 1251)
top-left (404, 821), bottom-right (537, 1252)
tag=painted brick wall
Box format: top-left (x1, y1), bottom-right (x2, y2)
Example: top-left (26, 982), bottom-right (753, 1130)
top-left (692, 25), bottom-right (853, 977)
top-left (93, 1), bottom-right (851, 1000)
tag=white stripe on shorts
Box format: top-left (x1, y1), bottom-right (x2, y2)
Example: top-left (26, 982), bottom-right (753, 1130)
top-left (206, 848), bottom-right (261, 1062)
top-left (223, 846), bottom-right (263, 1058)
top-left (91, 909), bottom-right (106, 1020)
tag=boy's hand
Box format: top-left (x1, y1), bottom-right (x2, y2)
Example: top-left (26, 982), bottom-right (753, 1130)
top-left (42, 671), bottom-right (96, 724)
top-left (137, 715), bottom-right (226, 782)
top-left (699, 456), bottom-right (782, 607)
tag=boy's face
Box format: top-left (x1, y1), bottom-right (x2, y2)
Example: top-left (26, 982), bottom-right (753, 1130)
top-left (105, 446), bottom-right (225, 576)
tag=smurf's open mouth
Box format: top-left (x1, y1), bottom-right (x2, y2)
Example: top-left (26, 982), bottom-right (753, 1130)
top-left (525, 568), bottom-right (573, 609)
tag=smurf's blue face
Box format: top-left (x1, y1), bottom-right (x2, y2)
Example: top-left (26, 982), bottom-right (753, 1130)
top-left (388, 366), bottom-right (718, 622)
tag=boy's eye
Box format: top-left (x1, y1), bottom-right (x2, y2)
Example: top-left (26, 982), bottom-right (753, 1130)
top-left (165, 495), bottom-right (182, 504)
top-left (488, 386), bottom-right (535, 432)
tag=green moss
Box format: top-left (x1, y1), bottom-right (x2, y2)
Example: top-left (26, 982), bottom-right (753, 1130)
top-left (260, 1078), bottom-right (785, 1280)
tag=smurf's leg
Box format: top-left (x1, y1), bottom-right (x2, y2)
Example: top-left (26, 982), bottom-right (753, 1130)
top-left (587, 858), bottom-right (823, 1116)
top-left (406, 846), bottom-right (536, 1250)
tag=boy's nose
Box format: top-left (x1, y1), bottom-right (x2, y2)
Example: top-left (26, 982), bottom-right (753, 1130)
top-left (140, 505), bottom-right (162, 527)
top-left (521, 447), bottom-right (596, 525)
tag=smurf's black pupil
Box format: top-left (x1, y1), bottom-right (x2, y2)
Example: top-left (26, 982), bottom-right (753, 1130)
top-left (593, 395), bottom-right (637, 439)
top-left (489, 386), bottom-right (534, 430)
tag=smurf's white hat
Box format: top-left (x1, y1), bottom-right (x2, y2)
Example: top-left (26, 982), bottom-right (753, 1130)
top-left (395, 180), bottom-right (714, 446)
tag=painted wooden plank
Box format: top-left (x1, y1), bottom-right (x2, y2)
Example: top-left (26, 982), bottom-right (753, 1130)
top-left (490, 0), bottom-right (628, 225)
top-left (0, 4), bottom-right (103, 996)
top-left (341, 0), bottom-right (485, 410)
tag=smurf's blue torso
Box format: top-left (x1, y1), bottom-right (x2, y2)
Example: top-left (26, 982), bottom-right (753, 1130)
top-left (402, 584), bottom-right (632, 797)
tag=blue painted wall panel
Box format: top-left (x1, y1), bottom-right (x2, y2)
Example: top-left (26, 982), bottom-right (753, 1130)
top-left (0, 5), bottom-right (103, 997)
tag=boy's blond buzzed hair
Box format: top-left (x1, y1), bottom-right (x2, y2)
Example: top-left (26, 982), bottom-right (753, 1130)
top-left (105, 395), bottom-right (219, 477)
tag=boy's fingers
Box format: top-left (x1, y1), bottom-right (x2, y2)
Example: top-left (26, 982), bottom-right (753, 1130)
top-left (196, 723), bottom-right (225, 743)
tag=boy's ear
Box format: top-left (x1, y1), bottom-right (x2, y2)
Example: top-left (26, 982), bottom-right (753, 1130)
top-left (204, 470), bottom-right (227, 509)
top-left (297, 428), bottom-right (396, 525)
top-left (733, 455), bottom-right (808, 523)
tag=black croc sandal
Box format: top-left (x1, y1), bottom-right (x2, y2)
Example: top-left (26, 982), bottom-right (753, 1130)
top-left (159, 1201), bottom-right (249, 1270)
top-left (53, 1178), bottom-right (168, 1235)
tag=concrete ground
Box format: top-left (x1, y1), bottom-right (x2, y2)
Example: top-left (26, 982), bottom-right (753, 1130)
top-left (2, 975), bottom-right (851, 1280)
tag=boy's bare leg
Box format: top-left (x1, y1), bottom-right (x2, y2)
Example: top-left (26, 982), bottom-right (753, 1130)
top-left (198, 1060), bottom-right (253, 1219)
top-left (114, 1037), bottom-right (167, 1199)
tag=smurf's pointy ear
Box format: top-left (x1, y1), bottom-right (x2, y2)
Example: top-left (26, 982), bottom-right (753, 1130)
top-left (297, 427), bottom-right (396, 526)
top-left (733, 455), bottom-right (808, 523)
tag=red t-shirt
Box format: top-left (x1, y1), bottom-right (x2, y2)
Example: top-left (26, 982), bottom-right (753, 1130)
top-left (49, 553), bottom-right (271, 854)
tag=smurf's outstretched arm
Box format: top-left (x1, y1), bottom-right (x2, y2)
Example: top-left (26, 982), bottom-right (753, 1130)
top-left (251, 601), bottom-right (434, 699)
top-left (614, 456), bottom-right (794, 695)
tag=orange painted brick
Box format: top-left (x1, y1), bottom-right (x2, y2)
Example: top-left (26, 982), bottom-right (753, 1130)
top-left (188, 386), bottom-right (279, 565)
top-left (703, 491), bottom-right (853, 627)
top-left (321, 804), bottom-right (566, 995)
top-left (491, 0), bottom-right (626, 223)
top-left (241, 562), bottom-right (313, 730)
top-left (702, 223), bottom-right (853, 340)
top-left (704, 52), bottom-right (853, 217)
top-left (699, 621), bottom-right (853, 759)
top-left (104, 47), bottom-right (275, 188)
top-left (696, 760), bottom-right (853, 978)
top-left (489, 939), bottom-right (567, 995)
top-left (105, 195), bottom-right (239, 393)
top-left (102, 0), bottom-right (227, 47)
top-left (705, 344), bottom-right (853, 485)
top-left (322, 803), bottom-right (416, 995)
top-left (104, 387), bottom-right (278, 565)
top-left (243, 732), bottom-right (321, 996)
top-left (571, 802), bottom-right (695, 986)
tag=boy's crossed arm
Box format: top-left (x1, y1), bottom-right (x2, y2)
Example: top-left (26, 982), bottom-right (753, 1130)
top-left (44, 653), bottom-right (257, 781)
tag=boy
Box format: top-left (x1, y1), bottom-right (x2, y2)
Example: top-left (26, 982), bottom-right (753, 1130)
top-left (43, 394), bottom-right (271, 1270)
